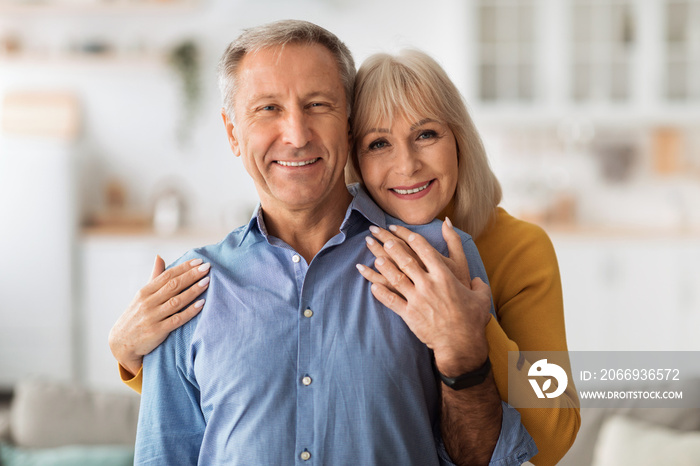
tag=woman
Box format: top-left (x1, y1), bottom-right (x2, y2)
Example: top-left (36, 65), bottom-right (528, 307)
top-left (110, 50), bottom-right (579, 465)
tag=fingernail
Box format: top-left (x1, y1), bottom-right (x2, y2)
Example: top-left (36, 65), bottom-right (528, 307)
top-left (407, 233), bottom-right (416, 242)
top-left (385, 240), bottom-right (394, 249)
top-left (355, 263), bottom-right (366, 272)
top-left (198, 263), bottom-right (211, 272)
top-left (365, 236), bottom-right (375, 246)
top-left (190, 258), bottom-right (203, 267)
top-left (388, 225), bottom-right (397, 232)
top-left (375, 257), bottom-right (385, 266)
top-left (194, 299), bottom-right (205, 309)
top-left (369, 225), bottom-right (380, 234)
top-left (445, 217), bottom-right (453, 229)
top-left (198, 276), bottom-right (210, 287)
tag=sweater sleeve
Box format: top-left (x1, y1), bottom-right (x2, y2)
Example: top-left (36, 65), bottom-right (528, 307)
top-left (476, 209), bottom-right (580, 466)
top-left (119, 363), bottom-right (143, 394)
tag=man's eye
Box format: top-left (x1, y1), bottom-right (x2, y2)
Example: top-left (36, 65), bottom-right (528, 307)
top-left (262, 105), bottom-right (276, 111)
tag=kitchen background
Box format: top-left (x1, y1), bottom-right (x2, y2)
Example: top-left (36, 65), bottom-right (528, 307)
top-left (0, 0), bottom-right (699, 392)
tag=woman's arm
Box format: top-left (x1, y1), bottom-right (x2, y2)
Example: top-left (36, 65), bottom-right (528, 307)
top-left (474, 212), bottom-right (580, 466)
top-left (361, 217), bottom-right (580, 466)
top-left (359, 222), bottom-right (518, 466)
top-left (108, 255), bottom-right (210, 393)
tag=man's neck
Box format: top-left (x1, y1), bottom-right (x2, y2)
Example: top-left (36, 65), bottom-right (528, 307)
top-left (261, 185), bottom-right (352, 263)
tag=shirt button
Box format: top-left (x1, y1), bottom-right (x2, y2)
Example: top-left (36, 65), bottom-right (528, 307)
top-left (302, 376), bottom-right (312, 386)
top-left (303, 308), bottom-right (313, 318)
top-left (300, 450), bottom-right (311, 461)
top-left (292, 254), bottom-right (301, 263)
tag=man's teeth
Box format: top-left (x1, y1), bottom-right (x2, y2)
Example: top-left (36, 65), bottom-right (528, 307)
top-left (392, 181), bottom-right (431, 195)
top-left (276, 159), bottom-right (318, 167)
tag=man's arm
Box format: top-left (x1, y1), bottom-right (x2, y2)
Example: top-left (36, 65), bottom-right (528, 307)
top-left (134, 322), bottom-right (205, 465)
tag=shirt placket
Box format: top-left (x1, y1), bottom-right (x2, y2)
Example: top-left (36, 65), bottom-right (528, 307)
top-left (291, 251), bottom-right (315, 463)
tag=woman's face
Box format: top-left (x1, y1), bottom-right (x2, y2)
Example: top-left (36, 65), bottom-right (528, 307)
top-left (357, 114), bottom-right (459, 225)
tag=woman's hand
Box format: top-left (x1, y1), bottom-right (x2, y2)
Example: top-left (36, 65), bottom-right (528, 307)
top-left (108, 255), bottom-right (210, 377)
top-left (356, 220), bottom-right (492, 376)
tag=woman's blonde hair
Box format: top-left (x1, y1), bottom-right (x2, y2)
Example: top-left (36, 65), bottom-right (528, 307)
top-left (349, 50), bottom-right (501, 238)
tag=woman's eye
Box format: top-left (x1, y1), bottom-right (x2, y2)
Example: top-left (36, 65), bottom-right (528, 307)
top-left (368, 139), bottom-right (389, 151)
top-left (418, 130), bottom-right (437, 140)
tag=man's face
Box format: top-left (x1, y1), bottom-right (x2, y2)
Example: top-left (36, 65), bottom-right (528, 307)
top-left (223, 43), bottom-right (350, 214)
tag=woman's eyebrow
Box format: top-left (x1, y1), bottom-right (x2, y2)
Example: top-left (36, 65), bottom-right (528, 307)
top-left (362, 127), bottom-right (391, 138)
top-left (410, 118), bottom-right (438, 130)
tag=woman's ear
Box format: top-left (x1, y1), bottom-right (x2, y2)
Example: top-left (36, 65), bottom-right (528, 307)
top-left (221, 109), bottom-right (241, 157)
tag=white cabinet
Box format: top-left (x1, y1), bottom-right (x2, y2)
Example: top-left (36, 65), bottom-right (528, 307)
top-left (0, 138), bottom-right (75, 390)
top-left (551, 232), bottom-right (700, 351)
top-left (468, 0), bottom-right (700, 123)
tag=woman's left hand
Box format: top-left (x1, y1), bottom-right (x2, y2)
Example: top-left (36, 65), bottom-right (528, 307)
top-left (356, 220), bottom-right (492, 375)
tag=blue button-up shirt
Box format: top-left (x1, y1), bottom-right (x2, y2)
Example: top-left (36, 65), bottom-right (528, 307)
top-left (135, 184), bottom-right (536, 465)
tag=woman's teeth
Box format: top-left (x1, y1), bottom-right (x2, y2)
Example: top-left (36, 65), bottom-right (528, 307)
top-left (276, 158), bottom-right (318, 167)
top-left (392, 181), bottom-right (431, 195)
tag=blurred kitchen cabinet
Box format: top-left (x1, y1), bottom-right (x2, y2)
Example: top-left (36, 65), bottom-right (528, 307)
top-left (469, 0), bottom-right (700, 122)
top-left (551, 233), bottom-right (700, 352)
top-left (79, 230), bottom-right (223, 390)
top-left (476, 0), bottom-right (536, 102)
top-left (570, 0), bottom-right (635, 103)
top-left (664, 0), bottom-right (700, 101)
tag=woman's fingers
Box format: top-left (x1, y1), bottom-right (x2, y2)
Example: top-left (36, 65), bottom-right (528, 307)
top-left (150, 260), bottom-right (211, 306)
top-left (159, 297), bottom-right (206, 334)
top-left (373, 256), bottom-right (416, 300)
top-left (441, 217), bottom-right (472, 285)
top-left (375, 224), bottom-right (443, 272)
top-left (356, 263), bottom-right (394, 291)
top-left (150, 255), bottom-right (166, 281)
top-left (158, 273), bottom-right (210, 320)
top-left (368, 282), bottom-right (408, 318)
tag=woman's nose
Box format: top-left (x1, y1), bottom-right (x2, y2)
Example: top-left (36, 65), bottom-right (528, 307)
top-left (394, 145), bottom-right (421, 176)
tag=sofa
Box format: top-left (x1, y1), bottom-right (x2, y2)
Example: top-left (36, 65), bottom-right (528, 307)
top-left (558, 377), bottom-right (700, 465)
top-left (0, 378), bottom-right (139, 466)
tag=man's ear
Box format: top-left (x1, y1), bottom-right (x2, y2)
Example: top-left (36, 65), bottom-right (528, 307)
top-left (221, 108), bottom-right (241, 157)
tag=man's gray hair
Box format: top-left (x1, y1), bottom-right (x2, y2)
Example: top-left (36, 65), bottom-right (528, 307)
top-left (217, 19), bottom-right (356, 122)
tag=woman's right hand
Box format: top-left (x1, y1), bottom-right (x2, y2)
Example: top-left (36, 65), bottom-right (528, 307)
top-left (108, 255), bottom-right (211, 377)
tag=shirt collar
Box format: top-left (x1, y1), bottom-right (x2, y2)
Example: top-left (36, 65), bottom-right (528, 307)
top-left (236, 183), bottom-right (386, 247)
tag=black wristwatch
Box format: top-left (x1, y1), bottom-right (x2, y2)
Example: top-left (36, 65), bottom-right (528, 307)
top-left (438, 357), bottom-right (491, 390)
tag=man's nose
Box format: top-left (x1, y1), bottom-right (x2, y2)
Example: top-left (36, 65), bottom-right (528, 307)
top-left (395, 145), bottom-right (422, 176)
top-left (280, 108), bottom-right (312, 148)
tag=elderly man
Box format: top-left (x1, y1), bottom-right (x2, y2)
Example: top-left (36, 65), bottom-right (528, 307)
top-left (133, 20), bottom-right (535, 465)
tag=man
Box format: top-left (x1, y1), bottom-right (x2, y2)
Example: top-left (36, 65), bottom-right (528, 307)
top-left (134, 20), bottom-right (535, 465)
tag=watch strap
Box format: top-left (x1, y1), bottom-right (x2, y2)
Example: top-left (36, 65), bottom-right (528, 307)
top-left (438, 356), bottom-right (491, 390)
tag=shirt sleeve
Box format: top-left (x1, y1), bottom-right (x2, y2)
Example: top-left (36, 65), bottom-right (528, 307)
top-left (134, 324), bottom-right (204, 465)
top-left (488, 402), bottom-right (538, 465)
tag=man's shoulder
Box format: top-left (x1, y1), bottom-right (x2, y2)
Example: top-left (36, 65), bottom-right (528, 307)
top-left (168, 223), bottom-right (257, 269)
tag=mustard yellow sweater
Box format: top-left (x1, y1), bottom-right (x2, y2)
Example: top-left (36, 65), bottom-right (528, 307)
top-left (476, 208), bottom-right (580, 465)
top-left (121, 207), bottom-right (580, 465)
